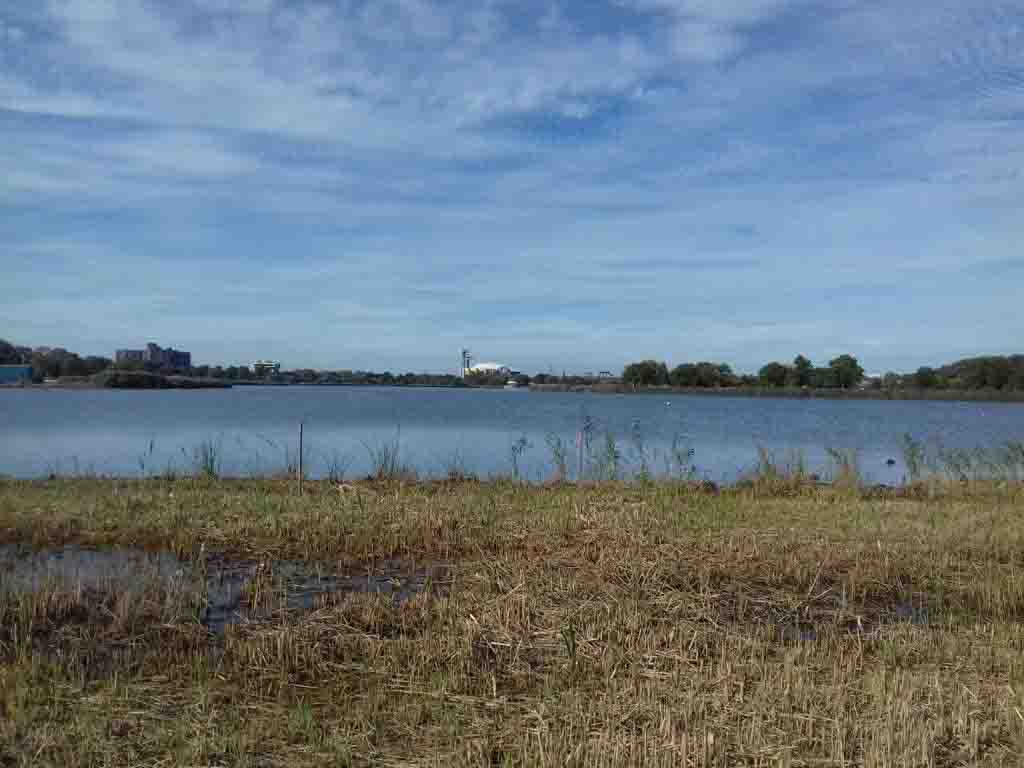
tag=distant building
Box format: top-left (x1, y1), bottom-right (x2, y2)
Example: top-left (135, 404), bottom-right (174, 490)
top-left (115, 349), bottom-right (145, 364)
top-left (115, 342), bottom-right (191, 370)
top-left (0, 365), bottom-right (33, 385)
top-left (466, 362), bottom-right (510, 375)
top-left (253, 360), bottom-right (281, 377)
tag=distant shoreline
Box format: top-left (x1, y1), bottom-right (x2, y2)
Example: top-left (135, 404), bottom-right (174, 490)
top-left (5, 378), bottom-right (1024, 402)
top-left (2, 372), bottom-right (231, 390)
top-left (528, 383), bottom-right (1024, 403)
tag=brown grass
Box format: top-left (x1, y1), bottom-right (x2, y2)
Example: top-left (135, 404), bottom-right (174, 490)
top-left (2, 478), bottom-right (1024, 765)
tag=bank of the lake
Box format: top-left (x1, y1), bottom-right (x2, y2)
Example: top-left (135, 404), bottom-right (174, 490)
top-left (6, 371), bottom-right (232, 390)
top-left (531, 381), bottom-right (1024, 402)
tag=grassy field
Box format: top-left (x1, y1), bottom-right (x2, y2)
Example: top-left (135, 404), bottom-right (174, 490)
top-left (3, 477), bottom-right (1024, 766)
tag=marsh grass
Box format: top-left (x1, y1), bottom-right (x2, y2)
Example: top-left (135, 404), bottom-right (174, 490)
top-left (4, 479), bottom-right (1024, 765)
top-left (825, 446), bottom-right (862, 489)
top-left (188, 438), bottom-right (222, 479)
top-left (509, 435), bottom-right (531, 482)
top-left (901, 433), bottom-right (1024, 487)
top-left (544, 432), bottom-right (570, 482)
top-left (439, 450), bottom-right (476, 483)
top-left (739, 446), bottom-right (818, 494)
top-left (362, 429), bottom-right (417, 483)
top-left (322, 449), bottom-right (353, 484)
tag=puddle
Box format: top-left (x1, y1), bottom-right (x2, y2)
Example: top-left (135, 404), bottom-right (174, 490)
top-left (0, 544), bottom-right (448, 635)
top-left (772, 598), bottom-right (932, 643)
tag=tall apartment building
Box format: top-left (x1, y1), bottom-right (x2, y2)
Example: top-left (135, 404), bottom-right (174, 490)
top-left (116, 342), bottom-right (191, 370)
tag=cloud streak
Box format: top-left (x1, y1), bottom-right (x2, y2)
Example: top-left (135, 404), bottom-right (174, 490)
top-left (2, 0), bottom-right (1023, 373)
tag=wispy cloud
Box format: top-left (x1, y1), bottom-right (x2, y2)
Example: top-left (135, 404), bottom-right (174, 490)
top-left (2, 0), bottom-right (1023, 372)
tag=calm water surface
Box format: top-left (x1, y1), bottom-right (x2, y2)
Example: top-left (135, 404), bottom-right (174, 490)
top-left (2, 387), bottom-right (1022, 483)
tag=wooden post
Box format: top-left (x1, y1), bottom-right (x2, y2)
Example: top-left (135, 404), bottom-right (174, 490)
top-left (298, 421), bottom-right (304, 495)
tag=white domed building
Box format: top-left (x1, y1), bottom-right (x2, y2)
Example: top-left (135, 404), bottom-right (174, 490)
top-left (465, 362), bottom-right (510, 376)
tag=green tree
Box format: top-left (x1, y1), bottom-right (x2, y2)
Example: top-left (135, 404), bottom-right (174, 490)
top-left (656, 362), bottom-right (670, 386)
top-left (828, 354), bottom-right (864, 389)
top-left (63, 355), bottom-right (88, 377)
top-left (698, 362), bottom-right (735, 387)
top-left (0, 339), bottom-right (21, 364)
top-left (810, 366), bottom-right (838, 388)
top-left (758, 362), bottom-right (789, 387)
top-left (790, 355), bottom-right (813, 386)
top-left (623, 360), bottom-right (668, 388)
top-left (912, 366), bottom-right (938, 389)
top-left (670, 363), bottom-right (698, 387)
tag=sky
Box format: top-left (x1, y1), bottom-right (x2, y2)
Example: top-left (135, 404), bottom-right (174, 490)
top-left (2, 0), bottom-right (1023, 375)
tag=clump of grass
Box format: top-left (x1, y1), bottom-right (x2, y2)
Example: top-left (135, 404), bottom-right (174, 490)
top-left (900, 434), bottom-right (1024, 486)
top-left (743, 445), bottom-right (812, 489)
top-left (441, 450), bottom-right (476, 482)
top-left (188, 438), bottom-right (222, 479)
top-left (509, 435), bottom-right (531, 482)
top-left (363, 429), bottom-right (416, 482)
top-left (826, 446), bottom-right (862, 489)
top-left (666, 429), bottom-right (697, 481)
top-left (901, 432), bottom-right (926, 483)
top-left (137, 439), bottom-right (157, 478)
top-left (544, 432), bottom-right (569, 482)
top-left (323, 450), bottom-right (352, 484)
top-left (589, 431), bottom-right (622, 481)
top-left (628, 420), bottom-right (653, 482)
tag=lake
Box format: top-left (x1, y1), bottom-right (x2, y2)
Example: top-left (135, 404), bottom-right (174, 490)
top-left (1, 387), bottom-right (1022, 484)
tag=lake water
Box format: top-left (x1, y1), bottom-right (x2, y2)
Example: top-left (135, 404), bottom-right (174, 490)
top-left (1, 387), bottom-right (1022, 484)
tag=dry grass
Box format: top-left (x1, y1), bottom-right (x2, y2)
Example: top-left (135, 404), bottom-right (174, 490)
top-left (2, 478), bottom-right (1024, 766)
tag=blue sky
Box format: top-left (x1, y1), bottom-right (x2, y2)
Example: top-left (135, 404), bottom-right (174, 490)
top-left (2, 0), bottom-right (1023, 374)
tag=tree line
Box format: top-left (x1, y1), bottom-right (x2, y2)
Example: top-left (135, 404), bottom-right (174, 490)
top-left (902, 356), bottom-right (1024, 392)
top-left (0, 340), bottom-right (111, 381)
top-left (622, 354), bottom-right (866, 390)
top-left (6, 336), bottom-right (1024, 392)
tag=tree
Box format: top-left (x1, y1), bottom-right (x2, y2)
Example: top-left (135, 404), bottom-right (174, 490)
top-left (671, 361), bottom-right (736, 388)
top-left (828, 355), bottom-right (864, 389)
top-left (670, 363), bottom-right (698, 387)
top-left (0, 339), bottom-right (21, 364)
top-left (694, 362), bottom-right (735, 388)
top-left (63, 356), bottom-right (88, 377)
top-left (758, 362), bottom-right (789, 387)
top-left (984, 358), bottom-right (1012, 390)
top-left (656, 362), bottom-right (670, 386)
top-left (791, 355), bottom-right (813, 387)
top-left (810, 366), bottom-right (838, 388)
top-left (623, 360), bottom-right (668, 388)
top-left (912, 366), bottom-right (938, 389)
top-left (83, 356), bottom-right (111, 376)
